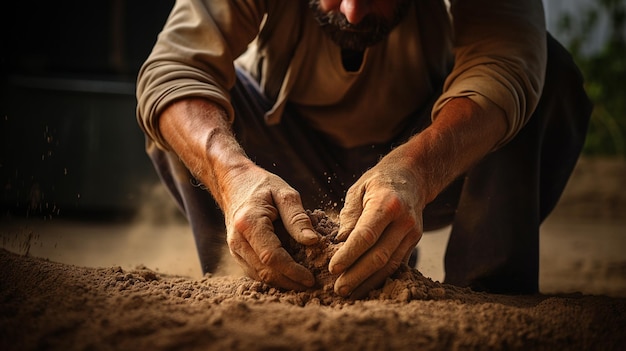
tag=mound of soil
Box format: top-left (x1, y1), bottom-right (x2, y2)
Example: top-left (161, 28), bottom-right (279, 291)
top-left (281, 209), bottom-right (343, 296)
top-left (2, 246), bottom-right (625, 350)
top-left (276, 209), bottom-right (456, 305)
top-left (3, 158), bottom-right (625, 350)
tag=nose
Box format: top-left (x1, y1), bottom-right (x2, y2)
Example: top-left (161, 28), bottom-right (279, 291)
top-left (320, 0), bottom-right (370, 25)
top-left (339, 0), bottom-right (369, 24)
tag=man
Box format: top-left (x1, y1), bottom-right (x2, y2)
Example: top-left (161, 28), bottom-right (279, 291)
top-left (136, 0), bottom-right (591, 298)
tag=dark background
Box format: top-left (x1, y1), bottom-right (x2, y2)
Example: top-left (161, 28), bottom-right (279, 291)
top-left (1, 0), bottom-right (175, 218)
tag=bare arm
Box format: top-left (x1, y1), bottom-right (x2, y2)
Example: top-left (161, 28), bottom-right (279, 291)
top-left (405, 97), bottom-right (507, 204)
top-left (159, 98), bottom-right (319, 290)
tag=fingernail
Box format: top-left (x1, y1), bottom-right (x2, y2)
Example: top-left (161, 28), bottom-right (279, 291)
top-left (302, 229), bottom-right (319, 243)
top-left (337, 285), bottom-right (350, 297)
top-left (335, 230), bottom-right (348, 242)
top-left (329, 263), bottom-right (344, 275)
top-left (305, 277), bottom-right (316, 287)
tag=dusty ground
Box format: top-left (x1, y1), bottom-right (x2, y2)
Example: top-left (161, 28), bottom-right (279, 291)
top-left (1, 156), bottom-right (625, 350)
top-left (2, 249), bottom-right (626, 351)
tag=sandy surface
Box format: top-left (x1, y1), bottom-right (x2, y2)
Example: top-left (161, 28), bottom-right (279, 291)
top-left (1, 156), bottom-right (626, 350)
top-left (2, 248), bottom-right (625, 351)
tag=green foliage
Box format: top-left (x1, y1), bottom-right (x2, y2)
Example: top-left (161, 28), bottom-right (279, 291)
top-left (557, 0), bottom-right (626, 156)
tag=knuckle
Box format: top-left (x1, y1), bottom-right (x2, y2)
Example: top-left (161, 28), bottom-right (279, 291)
top-left (289, 212), bottom-right (311, 227)
top-left (408, 227), bottom-right (422, 242)
top-left (384, 258), bottom-right (403, 275)
top-left (226, 234), bottom-right (245, 253)
top-left (232, 210), bottom-right (276, 239)
top-left (339, 206), bottom-right (358, 224)
top-left (345, 184), bottom-right (360, 198)
top-left (227, 238), bottom-right (241, 251)
top-left (258, 249), bottom-right (278, 266)
top-left (278, 187), bottom-right (301, 203)
top-left (403, 214), bottom-right (417, 228)
top-left (232, 211), bottom-right (254, 234)
top-left (371, 249), bottom-right (391, 268)
top-left (384, 193), bottom-right (405, 214)
top-left (257, 267), bottom-right (276, 284)
top-left (358, 226), bottom-right (379, 247)
top-left (228, 247), bottom-right (240, 260)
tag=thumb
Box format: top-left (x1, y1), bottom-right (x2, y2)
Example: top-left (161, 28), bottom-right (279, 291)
top-left (276, 200), bottom-right (319, 246)
top-left (337, 184), bottom-right (365, 242)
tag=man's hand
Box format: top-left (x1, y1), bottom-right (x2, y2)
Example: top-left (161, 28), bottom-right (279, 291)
top-left (223, 165), bottom-right (320, 291)
top-left (327, 97), bottom-right (508, 299)
top-left (158, 98), bottom-right (320, 291)
top-left (329, 153), bottom-right (425, 299)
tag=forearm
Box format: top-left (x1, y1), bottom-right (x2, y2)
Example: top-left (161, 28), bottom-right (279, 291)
top-left (329, 97), bottom-right (506, 297)
top-left (160, 97), bottom-right (320, 290)
top-left (436, 0), bottom-right (546, 146)
top-left (158, 98), bottom-right (255, 208)
top-left (397, 97), bottom-right (507, 206)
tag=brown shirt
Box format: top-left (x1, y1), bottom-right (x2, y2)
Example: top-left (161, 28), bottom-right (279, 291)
top-left (136, 0), bottom-right (547, 150)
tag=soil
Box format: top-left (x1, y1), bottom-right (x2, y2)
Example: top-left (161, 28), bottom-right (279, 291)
top-left (2, 208), bottom-right (626, 351)
top-left (279, 209), bottom-right (342, 301)
top-left (2, 249), bottom-right (626, 351)
top-left (0, 161), bottom-right (626, 350)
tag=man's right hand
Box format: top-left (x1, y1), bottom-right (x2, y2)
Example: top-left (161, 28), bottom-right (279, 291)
top-left (222, 164), bottom-right (320, 291)
top-left (158, 98), bottom-right (319, 291)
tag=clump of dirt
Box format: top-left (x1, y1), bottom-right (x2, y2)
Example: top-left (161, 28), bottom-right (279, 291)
top-left (287, 209), bottom-right (342, 292)
top-left (276, 209), bottom-right (461, 305)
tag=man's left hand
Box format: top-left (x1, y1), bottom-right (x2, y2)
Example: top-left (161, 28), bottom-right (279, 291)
top-left (329, 153), bottom-right (425, 298)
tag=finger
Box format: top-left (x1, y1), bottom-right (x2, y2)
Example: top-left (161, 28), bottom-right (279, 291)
top-left (273, 189), bottom-right (319, 245)
top-left (329, 204), bottom-right (391, 275)
top-left (228, 244), bottom-right (261, 281)
top-left (348, 243), bottom-right (416, 300)
top-left (230, 231), bottom-right (315, 290)
top-left (242, 216), bottom-right (316, 287)
top-left (336, 185), bottom-right (366, 242)
top-left (340, 233), bottom-right (417, 299)
top-left (332, 219), bottom-right (410, 296)
top-left (401, 245), bottom-right (414, 265)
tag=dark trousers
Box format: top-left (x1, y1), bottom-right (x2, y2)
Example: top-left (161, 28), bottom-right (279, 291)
top-left (147, 34), bottom-right (592, 294)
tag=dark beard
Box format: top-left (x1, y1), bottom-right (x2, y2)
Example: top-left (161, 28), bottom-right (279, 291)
top-left (308, 0), bottom-right (412, 51)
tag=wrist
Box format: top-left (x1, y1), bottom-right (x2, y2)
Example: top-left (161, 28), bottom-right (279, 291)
top-left (158, 98), bottom-right (254, 206)
top-left (390, 97), bottom-right (507, 205)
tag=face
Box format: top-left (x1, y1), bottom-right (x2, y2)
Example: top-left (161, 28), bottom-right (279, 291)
top-left (309, 0), bottom-right (411, 51)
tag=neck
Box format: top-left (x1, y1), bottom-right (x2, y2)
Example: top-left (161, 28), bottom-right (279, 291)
top-left (341, 48), bottom-right (365, 72)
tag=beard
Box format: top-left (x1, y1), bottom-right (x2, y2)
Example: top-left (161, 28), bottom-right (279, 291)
top-left (308, 0), bottom-right (412, 51)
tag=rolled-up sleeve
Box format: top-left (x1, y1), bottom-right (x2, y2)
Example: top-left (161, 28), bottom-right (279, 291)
top-left (432, 0), bottom-right (547, 147)
top-left (136, 0), bottom-right (265, 150)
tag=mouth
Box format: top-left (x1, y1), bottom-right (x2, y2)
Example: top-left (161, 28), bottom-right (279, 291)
top-left (309, 0), bottom-right (411, 51)
top-left (340, 27), bottom-right (367, 33)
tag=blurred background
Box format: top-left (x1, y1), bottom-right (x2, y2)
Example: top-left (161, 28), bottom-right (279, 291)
top-left (1, 0), bottom-right (174, 216)
top-left (1, 0), bottom-right (625, 296)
